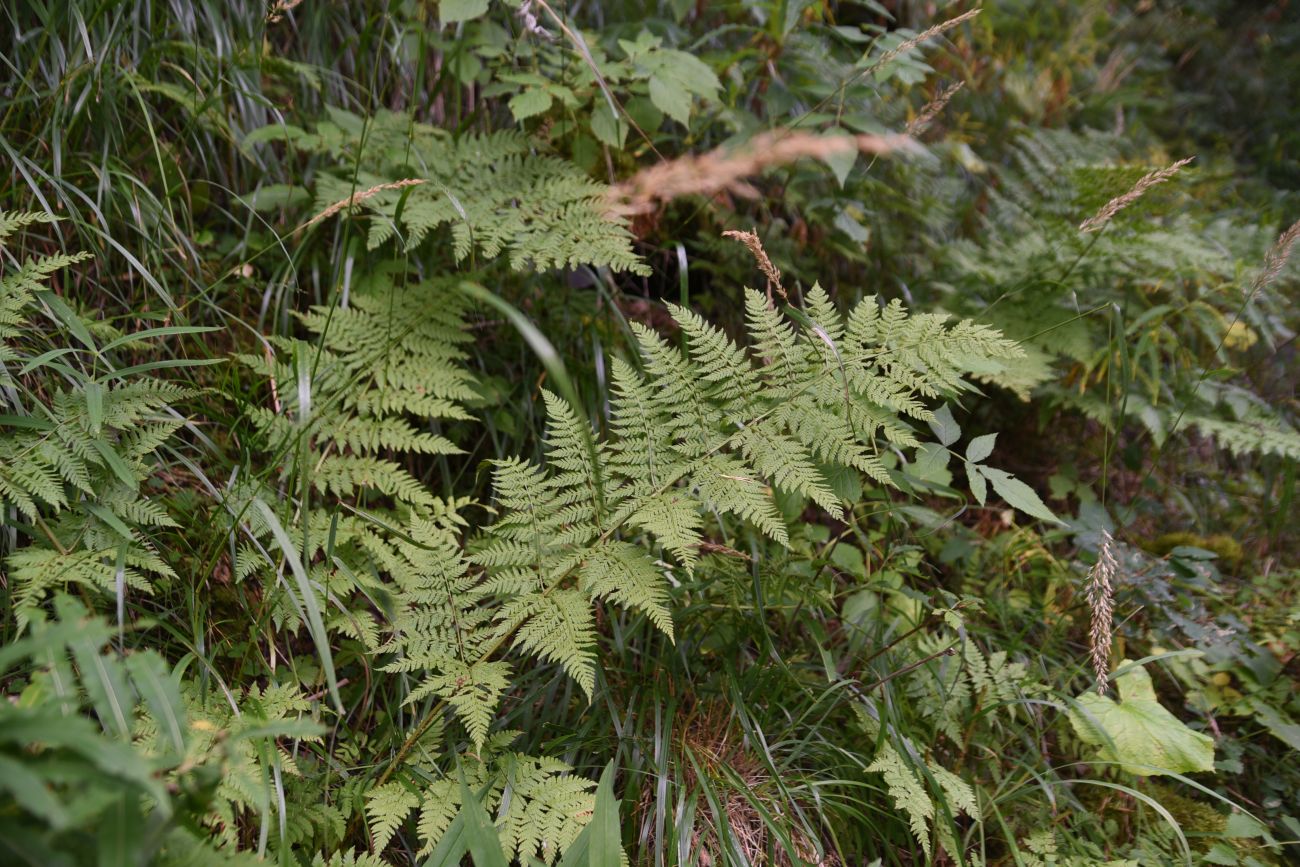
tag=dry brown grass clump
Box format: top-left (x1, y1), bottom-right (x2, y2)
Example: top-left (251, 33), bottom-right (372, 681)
top-left (637, 701), bottom-right (833, 866)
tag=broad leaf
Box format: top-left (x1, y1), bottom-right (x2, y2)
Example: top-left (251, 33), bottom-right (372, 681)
top-left (441, 0), bottom-right (489, 24)
top-left (1069, 662), bottom-right (1215, 776)
top-left (966, 432), bottom-right (997, 463)
top-left (981, 467), bottom-right (1063, 524)
top-left (928, 404), bottom-right (960, 446)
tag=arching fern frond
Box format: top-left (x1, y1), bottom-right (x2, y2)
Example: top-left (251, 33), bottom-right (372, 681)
top-left (253, 109), bottom-right (648, 274)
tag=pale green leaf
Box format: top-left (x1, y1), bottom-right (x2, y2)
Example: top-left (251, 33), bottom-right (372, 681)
top-left (1068, 662), bottom-right (1215, 776)
top-left (965, 433), bottom-right (997, 463)
top-left (441, 0), bottom-right (489, 24)
top-left (928, 404), bottom-right (960, 446)
top-left (648, 76), bottom-right (692, 125)
top-left (509, 88), bottom-right (553, 122)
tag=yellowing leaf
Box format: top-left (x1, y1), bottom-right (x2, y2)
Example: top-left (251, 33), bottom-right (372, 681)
top-left (1069, 662), bottom-right (1215, 776)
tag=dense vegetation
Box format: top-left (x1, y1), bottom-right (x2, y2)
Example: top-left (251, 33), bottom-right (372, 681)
top-left (1, 1), bottom-right (1297, 864)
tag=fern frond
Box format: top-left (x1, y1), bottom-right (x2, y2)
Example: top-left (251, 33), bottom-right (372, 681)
top-left (580, 540), bottom-right (674, 639)
top-left (867, 742), bottom-right (934, 857)
top-left (280, 110), bottom-right (648, 274)
top-left (364, 782), bottom-right (420, 853)
top-left (499, 589), bottom-right (598, 699)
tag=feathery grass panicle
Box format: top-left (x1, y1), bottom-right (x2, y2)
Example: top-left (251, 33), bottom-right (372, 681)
top-left (303, 179), bottom-right (425, 230)
top-left (1252, 218), bottom-right (1300, 292)
top-left (867, 9), bottom-right (982, 74)
top-left (266, 0), bottom-right (305, 23)
top-left (907, 82), bottom-right (965, 136)
top-left (1078, 157), bottom-right (1194, 233)
top-left (723, 228), bottom-right (786, 303)
top-left (1085, 530), bottom-right (1119, 693)
top-left (605, 130), bottom-right (912, 218)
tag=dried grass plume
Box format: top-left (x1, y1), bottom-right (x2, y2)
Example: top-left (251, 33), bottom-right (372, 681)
top-left (1252, 218), bottom-right (1300, 292)
top-left (266, 0), bottom-right (305, 23)
top-left (1085, 530), bottom-right (1119, 693)
top-left (605, 130), bottom-right (914, 219)
top-left (724, 228), bottom-right (786, 303)
top-left (907, 81), bottom-right (965, 136)
top-left (302, 179), bottom-right (425, 230)
top-left (1079, 157), bottom-right (1194, 233)
top-left (867, 8), bottom-right (981, 75)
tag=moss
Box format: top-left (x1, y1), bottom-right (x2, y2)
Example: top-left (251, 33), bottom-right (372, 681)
top-left (1144, 532), bottom-right (1245, 571)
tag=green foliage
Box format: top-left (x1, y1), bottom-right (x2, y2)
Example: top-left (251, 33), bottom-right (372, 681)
top-left (255, 108), bottom-right (649, 274)
top-left (0, 214), bottom-right (189, 627)
top-left (1070, 662), bottom-right (1216, 776)
top-left (0, 595), bottom-right (256, 866)
top-left (937, 128), bottom-right (1300, 463)
top-left (4, 1), bottom-right (1299, 864)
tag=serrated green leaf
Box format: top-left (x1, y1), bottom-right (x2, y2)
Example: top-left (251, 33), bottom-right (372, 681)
top-left (820, 132), bottom-right (858, 187)
top-left (965, 432), bottom-right (997, 463)
top-left (648, 76), bottom-right (691, 125)
top-left (911, 442), bottom-right (951, 485)
top-left (966, 462), bottom-right (987, 505)
top-left (509, 88), bottom-right (553, 121)
top-left (928, 404), bottom-right (960, 446)
top-left (590, 103), bottom-right (627, 149)
top-left (980, 467), bottom-right (1063, 524)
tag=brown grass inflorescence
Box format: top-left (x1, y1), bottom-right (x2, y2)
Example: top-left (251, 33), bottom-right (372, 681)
top-left (723, 228), bottom-right (786, 303)
top-left (302, 178), bottom-right (425, 230)
top-left (605, 131), bottom-right (914, 219)
top-left (867, 8), bottom-right (982, 75)
top-left (1078, 157), bottom-right (1193, 233)
top-left (1085, 530), bottom-right (1119, 693)
top-left (907, 81), bottom-right (965, 136)
top-left (1252, 218), bottom-right (1300, 292)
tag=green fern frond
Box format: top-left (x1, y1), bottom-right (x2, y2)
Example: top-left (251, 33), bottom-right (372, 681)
top-left (867, 741), bottom-right (934, 857)
top-left (269, 109), bottom-right (647, 274)
top-left (1186, 415), bottom-right (1300, 460)
top-left (500, 589), bottom-right (598, 699)
top-left (580, 540), bottom-right (674, 640)
top-left (365, 782), bottom-right (420, 853)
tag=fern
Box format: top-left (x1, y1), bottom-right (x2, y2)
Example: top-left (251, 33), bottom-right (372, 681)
top-left (379, 285), bottom-right (1032, 757)
top-left (867, 742), bottom-right (935, 856)
top-left (360, 732), bottom-right (596, 863)
top-left (0, 594), bottom-right (253, 866)
top-left (252, 108), bottom-right (648, 274)
top-left (150, 680), bottom-right (324, 849)
top-left (0, 215), bottom-right (188, 627)
top-left (237, 275), bottom-right (473, 505)
top-left (938, 128), bottom-right (1297, 461)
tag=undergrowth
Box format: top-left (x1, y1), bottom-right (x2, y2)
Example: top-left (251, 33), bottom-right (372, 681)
top-left (1, 1), bottom-right (1297, 865)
